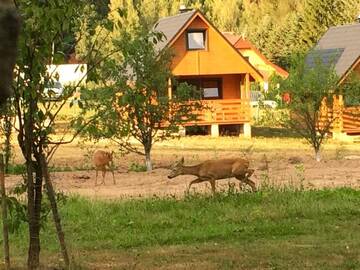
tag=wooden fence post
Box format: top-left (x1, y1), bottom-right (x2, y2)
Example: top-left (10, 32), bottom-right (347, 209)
top-left (0, 153), bottom-right (10, 269)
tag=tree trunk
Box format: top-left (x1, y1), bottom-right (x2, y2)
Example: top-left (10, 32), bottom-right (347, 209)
top-left (3, 115), bottom-right (12, 173)
top-left (315, 148), bottom-right (321, 162)
top-left (40, 154), bottom-right (70, 269)
top-left (0, 154), bottom-right (10, 270)
top-left (25, 102), bottom-right (43, 270)
top-left (145, 150), bottom-right (152, 172)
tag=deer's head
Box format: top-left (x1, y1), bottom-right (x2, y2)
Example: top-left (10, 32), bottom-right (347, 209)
top-left (168, 157), bottom-right (184, 179)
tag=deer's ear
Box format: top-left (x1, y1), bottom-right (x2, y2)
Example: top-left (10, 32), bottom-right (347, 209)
top-left (180, 157), bottom-right (184, 164)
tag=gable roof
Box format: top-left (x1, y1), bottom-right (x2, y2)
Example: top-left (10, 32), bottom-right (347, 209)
top-left (314, 23), bottom-right (360, 81)
top-left (154, 10), bottom-right (263, 81)
top-left (306, 48), bottom-right (344, 69)
top-left (223, 33), bottom-right (288, 78)
top-left (154, 10), bottom-right (196, 51)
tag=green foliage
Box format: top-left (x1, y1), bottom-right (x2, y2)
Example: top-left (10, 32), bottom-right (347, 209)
top-left (273, 54), bottom-right (360, 160)
top-left (128, 162), bottom-right (147, 172)
top-left (342, 74), bottom-right (360, 106)
top-left (6, 163), bottom-right (26, 175)
top-left (78, 27), bottom-right (202, 170)
top-left (76, 0), bottom-right (360, 68)
top-left (299, 0), bottom-right (360, 48)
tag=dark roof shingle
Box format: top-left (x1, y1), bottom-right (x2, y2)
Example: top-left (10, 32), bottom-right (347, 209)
top-left (314, 23), bottom-right (360, 77)
top-left (154, 10), bottom-right (196, 50)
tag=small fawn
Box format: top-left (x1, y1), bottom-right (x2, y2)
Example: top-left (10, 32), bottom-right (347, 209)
top-left (92, 150), bottom-right (115, 185)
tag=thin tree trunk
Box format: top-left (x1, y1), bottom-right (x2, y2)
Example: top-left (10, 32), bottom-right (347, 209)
top-left (40, 154), bottom-right (70, 269)
top-left (3, 116), bottom-right (12, 173)
top-left (25, 103), bottom-right (42, 270)
top-left (145, 150), bottom-right (152, 172)
top-left (315, 148), bottom-right (321, 162)
top-left (0, 154), bottom-right (10, 270)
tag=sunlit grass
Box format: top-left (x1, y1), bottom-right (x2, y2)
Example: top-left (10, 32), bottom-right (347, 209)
top-left (2, 188), bottom-right (360, 269)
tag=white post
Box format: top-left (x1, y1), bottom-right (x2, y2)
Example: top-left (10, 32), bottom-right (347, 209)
top-left (178, 126), bottom-right (186, 137)
top-left (211, 124), bottom-right (219, 137)
top-left (243, 123), bottom-right (251, 137)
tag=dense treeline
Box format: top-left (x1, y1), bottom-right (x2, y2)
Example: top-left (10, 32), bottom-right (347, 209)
top-left (78, 0), bottom-right (360, 68)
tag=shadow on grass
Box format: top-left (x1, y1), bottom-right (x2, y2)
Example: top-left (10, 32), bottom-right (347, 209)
top-left (252, 126), bottom-right (302, 138)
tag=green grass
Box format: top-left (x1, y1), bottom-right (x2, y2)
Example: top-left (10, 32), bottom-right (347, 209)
top-left (2, 188), bottom-right (360, 269)
top-left (6, 163), bottom-right (90, 175)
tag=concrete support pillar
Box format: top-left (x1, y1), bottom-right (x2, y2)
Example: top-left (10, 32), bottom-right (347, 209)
top-left (178, 126), bottom-right (186, 137)
top-left (211, 124), bottom-right (219, 137)
top-left (243, 123), bottom-right (251, 138)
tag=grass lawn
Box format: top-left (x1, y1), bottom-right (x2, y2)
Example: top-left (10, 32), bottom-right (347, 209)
top-left (2, 188), bottom-right (360, 269)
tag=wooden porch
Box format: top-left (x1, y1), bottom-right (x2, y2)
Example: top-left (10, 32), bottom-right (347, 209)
top-left (169, 73), bottom-right (253, 127)
top-left (184, 99), bottom-right (251, 126)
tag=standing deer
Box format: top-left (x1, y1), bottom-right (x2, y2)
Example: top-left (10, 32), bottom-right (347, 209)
top-left (168, 157), bottom-right (256, 193)
top-left (93, 150), bottom-right (115, 185)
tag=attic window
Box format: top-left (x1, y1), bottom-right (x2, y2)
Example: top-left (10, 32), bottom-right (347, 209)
top-left (187, 30), bottom-right (206, 50)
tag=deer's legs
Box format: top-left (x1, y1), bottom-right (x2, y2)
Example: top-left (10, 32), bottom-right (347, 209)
top-left (245, 169), bottom-right (254, 178)
top-left (101, 169), bottom-right (106, 185)
top-left (95, 169), bottom-right (98, 186)
top-left (111, 169), bottom-right (115, 185)
top-left (187, 178), bottom-right (203, 192)
top-left (209, 180), bottom-right (216, 194)
top-left (235, 175), bottom-right (257, 192)
top-left (107, 165), bottom-right (116, 185)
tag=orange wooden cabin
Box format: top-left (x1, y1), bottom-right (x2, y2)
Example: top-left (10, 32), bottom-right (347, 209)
top-left (155, 9), bottom-right (263, 136)
top-left (223, 33), bottom-right (288, 89)
top-left (312, 23), bottom-right (360, 141)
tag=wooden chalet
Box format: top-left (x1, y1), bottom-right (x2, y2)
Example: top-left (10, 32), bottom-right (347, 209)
top-left (310, 23), bottom-right (360, 141)
top-left (154, 9), bottom-right (263, 137)
top-left (223, 33), bottom-right (289, 90)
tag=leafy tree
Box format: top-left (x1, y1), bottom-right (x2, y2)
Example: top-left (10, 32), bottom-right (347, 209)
top-left (205, 0), bottom-right (243, 32)
top-left (276, 54), bottom-right (360, 161)
top-left (79, 28), bottom-right (202, 171)
top-left (12, 0), bottom-right (108, 268)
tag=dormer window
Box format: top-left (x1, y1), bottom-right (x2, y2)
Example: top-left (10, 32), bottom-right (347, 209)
top-left (187, 30), bottom-right (206, 50)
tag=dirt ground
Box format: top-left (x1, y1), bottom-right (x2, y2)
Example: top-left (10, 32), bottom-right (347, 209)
top-left (4, 139), bottom-right (360, 199)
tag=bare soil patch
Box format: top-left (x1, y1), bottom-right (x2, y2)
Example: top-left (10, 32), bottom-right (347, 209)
top-left (5, 142), bottom-right (360, 199)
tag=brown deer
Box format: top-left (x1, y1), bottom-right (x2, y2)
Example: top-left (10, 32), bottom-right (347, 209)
top-left (93, 150), bottom-right (115, 185)
top-left (168, 157), bottom-right (256, 193)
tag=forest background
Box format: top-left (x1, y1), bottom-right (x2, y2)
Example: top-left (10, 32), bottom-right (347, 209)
top-left (79, 0), bottom-right (360, 69)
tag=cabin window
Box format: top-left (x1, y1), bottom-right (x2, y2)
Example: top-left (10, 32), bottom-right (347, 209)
top-left (187, 30), bottom-right (206, 50)
top-left (176, 78), bottom-right (222, 99)
top-left (202, 80), bottom-right (221, 99)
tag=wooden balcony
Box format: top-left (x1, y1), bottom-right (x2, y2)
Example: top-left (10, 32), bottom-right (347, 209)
top-left (185, 99), bottom-right (251, 126)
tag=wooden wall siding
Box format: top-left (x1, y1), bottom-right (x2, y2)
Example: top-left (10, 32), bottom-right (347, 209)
top-left (343, 107), bottom-right (360, 134)
top-left (319, 96), bottom-right (360, 135)
top-left (222, 75), bottom-right (241, 99)
top-left (170, 16), bottom-right (259, 78)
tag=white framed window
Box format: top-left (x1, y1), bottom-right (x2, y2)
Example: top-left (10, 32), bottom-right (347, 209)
top-left (187, 30), bottom-right (206, 50)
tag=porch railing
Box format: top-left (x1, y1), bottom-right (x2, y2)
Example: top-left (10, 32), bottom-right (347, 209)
top-left (185, 99), bottom-right (251, 126)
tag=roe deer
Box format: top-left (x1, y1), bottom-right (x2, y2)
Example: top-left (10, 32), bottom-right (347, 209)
top-left (168, 157), bottom-right (256, 193)
top-left (93, 150), bottom-right (115, 185)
